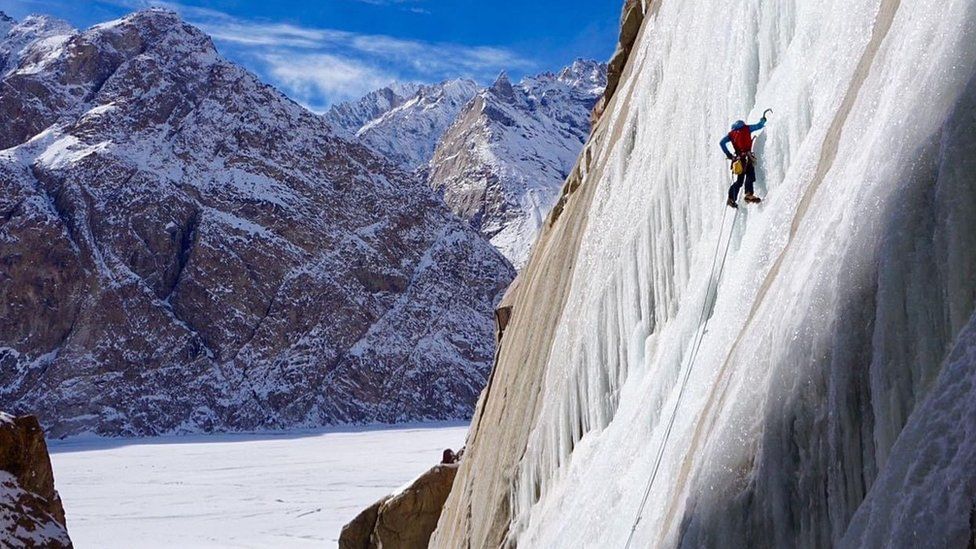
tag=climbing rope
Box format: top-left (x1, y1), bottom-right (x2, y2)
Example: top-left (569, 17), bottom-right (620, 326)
top-left (624, 188), bottom-right (740, 549)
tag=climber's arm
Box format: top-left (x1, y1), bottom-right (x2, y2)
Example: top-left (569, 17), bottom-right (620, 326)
top-left (719, 135), bottom-right (735, 160)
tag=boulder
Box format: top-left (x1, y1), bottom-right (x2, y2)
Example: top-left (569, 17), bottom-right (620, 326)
top-left (340, 464), bottom-right (459, 549)
top-left (339, 497), bottom-right (388, 549)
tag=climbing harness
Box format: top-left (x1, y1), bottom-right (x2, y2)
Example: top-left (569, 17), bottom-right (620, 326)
top-left (623, 176), bottom-right (741, 549)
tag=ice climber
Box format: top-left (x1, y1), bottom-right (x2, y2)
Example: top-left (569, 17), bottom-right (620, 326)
top-left (720, 111), bottom-right (769, 208)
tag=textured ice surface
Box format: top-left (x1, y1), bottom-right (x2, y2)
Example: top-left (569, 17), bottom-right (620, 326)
top-left (500, 0), bottom-right (976, 546)
top-left (49, 424), bottom-right (467, 548)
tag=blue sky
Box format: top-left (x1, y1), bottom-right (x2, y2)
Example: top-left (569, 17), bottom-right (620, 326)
top-left (1, 0), bottom-right (620, 111)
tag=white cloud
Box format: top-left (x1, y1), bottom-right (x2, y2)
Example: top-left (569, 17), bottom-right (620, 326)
top-left (260, 52), bottom-right (395, 112)
top-left (98, 0), bottom-right (534, 110)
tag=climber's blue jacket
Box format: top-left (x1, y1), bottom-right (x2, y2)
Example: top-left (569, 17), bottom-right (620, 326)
top-left (720, 118), bottom-right (766, 159)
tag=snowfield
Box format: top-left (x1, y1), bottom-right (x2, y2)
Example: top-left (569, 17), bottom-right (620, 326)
top-left (49, 424), bottom-right (468, 548)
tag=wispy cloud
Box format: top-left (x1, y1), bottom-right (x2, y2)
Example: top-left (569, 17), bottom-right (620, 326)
top-left (261, 52), bottom-right (395, 108)
top-left (99, 0), bottom-right (533, 111)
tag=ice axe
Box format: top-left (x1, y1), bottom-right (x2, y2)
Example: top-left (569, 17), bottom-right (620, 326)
top-left (762, 108), bottom-right (773, 120)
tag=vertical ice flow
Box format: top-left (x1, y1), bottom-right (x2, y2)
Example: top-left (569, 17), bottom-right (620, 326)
top-left (506, 0), bottom-right (976, 546)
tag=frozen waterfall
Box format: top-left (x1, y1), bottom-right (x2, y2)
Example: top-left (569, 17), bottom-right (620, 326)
top-left (503, 0), bottom-right (976, 546)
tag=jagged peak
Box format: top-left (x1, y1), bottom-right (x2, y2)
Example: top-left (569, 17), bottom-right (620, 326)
top-left (490, 71), bottom-right (516, 100)
top-left (7, 13), bottom-right (74, 36)
top-left (566, 58), bottom-right (606, 75)
top-left (387, 80), bottom-right (423, 98)
top-left (440, 77), bottom-right (479, 91)
top-left (556, 58), bottom-right (605, 79)
top-left (492, 70), bottom-right (511, 86)
top-left (88, 8), bottom-right (203, 42)
top-left (79, 7), bottom-right (217, 63)
top-left (0, 11), bottom-right (14, 25)
top-left (123, 7), bottom-right (183, 25)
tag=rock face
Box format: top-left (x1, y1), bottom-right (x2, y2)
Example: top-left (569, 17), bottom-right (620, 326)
top-left (428, 60), bottom-right (607, 268)
top-left (340, 464), bottom-right (458, 549)
top-left (433, 0), bottom-right (976, 547)
top-left (323, 82), bottom-right (423, 137)
top-left (0, 9), bottom-right (514, 437)
top-left (325, 79), bottom-right (480, 173)
top-left (0, 412), bottom-right (71, 547)
top-left (0, 14), bottom-right (75, 150)
top-left (591, 0), bottom-right (644, 126)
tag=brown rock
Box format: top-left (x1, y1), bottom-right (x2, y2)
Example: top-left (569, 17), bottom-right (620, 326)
top-left (593, 0), bottom-right (646, 126)
top-left (339, 496), bottom-right (388, 549)
top-left (0, 412), bottom-right (71, 547)
top-left (341, 464), bottom-right (458, 549)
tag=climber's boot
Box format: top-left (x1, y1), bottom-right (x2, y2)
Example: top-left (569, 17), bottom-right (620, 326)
top-left (726, 198), bottom-right (739, 209)
top-left (744, 193), bottom-right (762, 204)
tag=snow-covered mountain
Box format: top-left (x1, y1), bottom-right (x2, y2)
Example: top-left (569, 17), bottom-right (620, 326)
top-left (325, 79), bottom-right (480, 172)
top-left (323, 82), bottom-right (422, 136)
top-left (327, 62), bottom-right (606, 269)
top-left (0, 14), bottom-right (75, 148)
top-left (0, 9), bottom-right (514, 437)
top-left (429, 60), bottom-right (607, 268)
top-left (434, 0), bottom-right (976, 547)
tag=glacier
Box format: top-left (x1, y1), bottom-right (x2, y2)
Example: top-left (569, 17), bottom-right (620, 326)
top-left (433, 0), bottom-right (976, 547)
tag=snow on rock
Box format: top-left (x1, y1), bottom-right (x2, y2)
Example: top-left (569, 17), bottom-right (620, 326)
top-left (0, 414), bottom-right (71, 548)
top-left (328, 62), bottom-right (605, 269)
top-left (0, 9), bottom-right (514, 437)
top-left (324, 81), bottom-right (423, 137)
top-left (326, 78), bottom-right (480, 173)
top-left (433, 0), bottom-right (976, 547)
top-left (0, 12), bottom-right (74, 77)
top-left (428, 60), bottom-right (607, 268)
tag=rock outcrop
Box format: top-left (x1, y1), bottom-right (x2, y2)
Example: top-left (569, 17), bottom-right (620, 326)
top-left (591, 0), bottom-right (644, 126)
top-left (0, 412), bottom-right (71, 547)
top-left (0, 9), bottom-right (514, 437)
top-left (340, 464), bottom-right (458, 549)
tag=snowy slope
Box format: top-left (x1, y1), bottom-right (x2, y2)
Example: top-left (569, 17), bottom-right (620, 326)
top-left (325, 79), bottom-right (479, 172)
top-left (323, 82), bottom-right (422, 137)
top-left (50, 424), bottom-right (467, 548)
top-left (0, 9), bottom-right (514, 437)
top-left (0, 13), bottom-right (75, 148)
top-left (434, 0), bottom-right (976, 547)
top-left (0, 12), bottom-right (73, 75)
top-left (429, 60), bottom-right (607, 268)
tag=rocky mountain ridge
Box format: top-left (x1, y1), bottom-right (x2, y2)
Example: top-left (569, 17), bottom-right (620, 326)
top-left (0, 9), bottom-right (514, 437)
top-left (328, 60), bottom-right (606, 268)
top-left (429, 59), bottom-right (607, 268)
top-left (323, 81), bottom-right (423, 137)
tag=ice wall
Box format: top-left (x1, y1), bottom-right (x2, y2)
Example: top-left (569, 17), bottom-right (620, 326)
top-left (433, 0), bottom-right (976, 547)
